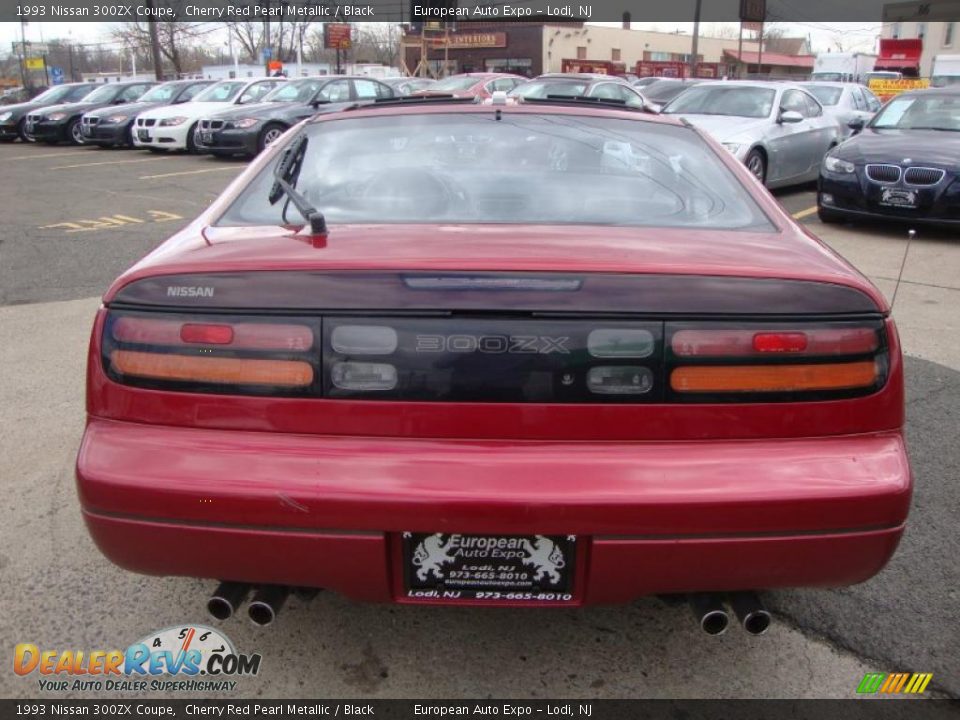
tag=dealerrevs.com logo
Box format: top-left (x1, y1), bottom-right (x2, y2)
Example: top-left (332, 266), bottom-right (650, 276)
top-left (14, 625), bottom-right (261, 693)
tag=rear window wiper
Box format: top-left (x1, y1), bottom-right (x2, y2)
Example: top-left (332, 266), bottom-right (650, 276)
top-left (268, 133), bottom-right (327, 235)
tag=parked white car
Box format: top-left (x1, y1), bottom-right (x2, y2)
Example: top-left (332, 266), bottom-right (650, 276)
top-left (132, 77), bottom-right (285, 152)
top-left (661, 81), bottom-right (841, 189)
top-left (801, 82), bottom-right (882, 137)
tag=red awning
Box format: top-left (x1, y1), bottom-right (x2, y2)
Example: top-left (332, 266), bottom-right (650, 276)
top-left (723, 50), bottom-right (815, 69)
top-left (876, 38), bottom-right (922, 70)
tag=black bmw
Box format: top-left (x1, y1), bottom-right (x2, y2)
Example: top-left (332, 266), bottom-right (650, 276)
top-left (0, 83), bottom-right (98, 142)
top-left (80, 79), bottom-right (213, 148)
top-left (27, 80), bottom-right (156, 145)
top-left (818, 87), bottom-right (960, 225)
top-left (195, 76), bottom-right (396, 158)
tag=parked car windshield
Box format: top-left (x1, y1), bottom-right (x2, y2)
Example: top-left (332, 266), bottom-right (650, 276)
top-left (663, 86), bottom-right (776, 118)
top-left (218, 113), bottom-right (772, 230)
top-left (429, 76), bottom-right (483, 93)
top-left (805, 86), bottom-right (843, 106)
top-left (509, 80), bottom-right (590, 98)
top-left (644, 81), bottom-right (698, 104)
top-left (82, 85), bottom-right (123, 104)
top-left (33, 85), bottom-right (80, 103)
top-left (137, 83), bottom-right (180, 103)
top-left (264, 80), bottom-right (325, 103)
top-left (870, 93), bottom-right (960, 130)
top-left (193, 81), bottom-right (245, 102)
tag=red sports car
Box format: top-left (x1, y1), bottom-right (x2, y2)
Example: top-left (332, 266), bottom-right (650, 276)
top-left (76, 97), bottom-right (910, 635)
top-left (412, 72), bottom-right (527, 99)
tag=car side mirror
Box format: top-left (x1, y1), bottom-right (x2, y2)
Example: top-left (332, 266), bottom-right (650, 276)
top-left (778, 109), bottom-right (804, 124)
top-left (113, 98), bottom-right (127, 105)
top-left (847, 117), bottom-right (865, 133)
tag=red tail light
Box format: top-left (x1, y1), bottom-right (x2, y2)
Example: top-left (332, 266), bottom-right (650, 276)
top-left (667, 321), bottom-right (886, 400)
top-left (672, 326), bottom-right (879, 358)
top-left (104, 312), bottom-right (319, 396)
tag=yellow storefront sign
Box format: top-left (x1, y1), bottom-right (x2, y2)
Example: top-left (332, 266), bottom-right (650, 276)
top-left (24, 57), bottom-right (45, 70)
top-left (868, 78), bottom-right (930, 102)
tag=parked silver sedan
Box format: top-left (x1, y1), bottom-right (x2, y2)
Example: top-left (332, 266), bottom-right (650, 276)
top-left (661, 81), bottom-right (841, 188)
top-left (801, 81), bottom-right (882, 137)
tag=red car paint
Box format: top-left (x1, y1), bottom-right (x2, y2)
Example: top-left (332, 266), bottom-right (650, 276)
top-left (77, 103), bottom-right (911, 607)
top-left (411, 73), bottom-right (526, 100)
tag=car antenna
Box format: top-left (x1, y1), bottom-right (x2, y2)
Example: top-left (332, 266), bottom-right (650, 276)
top-left (890, 228), bottom-right (915, 311)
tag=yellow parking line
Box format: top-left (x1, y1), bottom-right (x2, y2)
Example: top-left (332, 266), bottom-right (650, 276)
top-left (140, 166), bottom-right (243, 180)
top-left (792, 206), bottom-right (818, 220)
top-left (6, 150), bottom-right (98, 161)
top-left (51, 157), bottom-right (175, 170)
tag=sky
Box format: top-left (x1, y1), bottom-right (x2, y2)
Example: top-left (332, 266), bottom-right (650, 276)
top-left (0, 20), bottom-right (884, 60)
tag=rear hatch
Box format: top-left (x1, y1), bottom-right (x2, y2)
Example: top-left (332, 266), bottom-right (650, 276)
top-left (91, 224), bottom-right (901, 441)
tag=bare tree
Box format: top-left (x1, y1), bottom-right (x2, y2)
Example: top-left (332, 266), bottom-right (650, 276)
top-left (112, 6), bottom-right (200, 78)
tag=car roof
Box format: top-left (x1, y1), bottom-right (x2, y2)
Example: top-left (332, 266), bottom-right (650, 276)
top-left (311, 99), bottom-right (684, 127)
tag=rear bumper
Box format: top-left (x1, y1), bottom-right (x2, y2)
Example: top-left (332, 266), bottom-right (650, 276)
top-left (77, 419), bottom-right (911, 604)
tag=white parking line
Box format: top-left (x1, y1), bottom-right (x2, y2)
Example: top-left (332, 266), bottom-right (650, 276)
top-left (6, 150), bottom-right (99, 161)
top-left (139, 166), bottom-right (243, 180)
top-left (51, 157), bottom-right (176, 170)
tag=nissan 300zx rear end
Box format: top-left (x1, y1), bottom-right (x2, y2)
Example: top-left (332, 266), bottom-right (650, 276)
top-left (76, 100), bottom-right (911, 632)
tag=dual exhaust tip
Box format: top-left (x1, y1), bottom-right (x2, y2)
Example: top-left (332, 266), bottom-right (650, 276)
top-left (207, 582), bottom-right (289, 627)
top-left (689, 592), bottom-right (771, 636)
top-left (208, 583), bottom-right (769, 634)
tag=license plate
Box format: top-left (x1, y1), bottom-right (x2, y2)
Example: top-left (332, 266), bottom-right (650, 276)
top-left (402, 533), bottom-right (575, 602)
top-left (201, 131), bottom-right (213, 144)
top-left (137, 129), bottom-right (151, 142)
top-left (880, 188), bottom-right (918, 208)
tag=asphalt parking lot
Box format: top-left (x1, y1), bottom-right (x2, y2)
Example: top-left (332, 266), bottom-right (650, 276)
top-left (1, 140), bottom-right (957, 701)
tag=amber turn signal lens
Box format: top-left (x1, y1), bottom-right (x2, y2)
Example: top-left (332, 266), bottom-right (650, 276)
top-left (671, 361), bottom-right (878, 393)
top-left (111, 350), bottom-right (314, 387)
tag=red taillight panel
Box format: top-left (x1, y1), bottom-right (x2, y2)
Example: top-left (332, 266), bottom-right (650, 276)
top-left (112, 316), bottom-right (314, 351)
top-left (672, 326), bottom-right (879, 358)
top-left (104, 312), bottom-right (320, 397)
top-left (180, 323), bottom-right (234, 345)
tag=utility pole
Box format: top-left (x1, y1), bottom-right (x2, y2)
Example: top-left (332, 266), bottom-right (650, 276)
top-left (19, 20), bottom-right (28, 92)
top-left (689, 0), bottom-right (701, 80)
top-left (145, 0), bottom-right (163, 80)
top-left (264, 5), bottom-right (271, 77)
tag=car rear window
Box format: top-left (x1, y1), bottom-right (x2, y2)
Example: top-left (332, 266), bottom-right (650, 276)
top-left (217, 112), bottom-right (773, 231)
top-left (663, 86), bottom-right (776, 118)
top-left (805, 86), bottom-right (843, 106)
top-left (194, 82), bottom-right (245, 102)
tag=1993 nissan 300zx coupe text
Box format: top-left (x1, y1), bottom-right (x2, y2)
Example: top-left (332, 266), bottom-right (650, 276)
top-left (76, 97), bottom-right (911, 633)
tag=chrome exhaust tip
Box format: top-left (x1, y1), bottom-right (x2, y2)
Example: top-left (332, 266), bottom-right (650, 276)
top-left (730, 592), bottom-right (772, 635)
top-left (247, 585), bottom-right (289, 627)
top-left (689, 593), bottom-right (730, 636)
top-left (206, 582), bottom-right (251, 621)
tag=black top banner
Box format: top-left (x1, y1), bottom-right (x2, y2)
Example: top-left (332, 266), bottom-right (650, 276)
top-left (3, 0), bottom-right (960, 23)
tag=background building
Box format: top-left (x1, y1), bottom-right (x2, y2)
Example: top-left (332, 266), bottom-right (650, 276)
top-left (881, 21), bottom-right (958, 75)
top-left (401, 22), bottom-right (815, 79)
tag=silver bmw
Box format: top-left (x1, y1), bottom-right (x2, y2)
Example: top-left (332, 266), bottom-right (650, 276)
top-left (662, 81), bottom-right (841, 188)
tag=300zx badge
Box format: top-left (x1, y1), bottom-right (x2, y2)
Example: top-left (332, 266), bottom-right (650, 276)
top-left (415, 334), bottom-right (570, 354)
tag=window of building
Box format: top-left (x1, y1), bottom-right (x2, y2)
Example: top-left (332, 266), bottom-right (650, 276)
top-left (577, 46), bottom-right (587, 60)
top-left (917, 22), bottom-right (927, 40)
top-left (945, 22), bottom-right (955, 47)
top-left (891, 23), bottom-right (901, 39)
top-left (612, 48), bottom-right (621, 61)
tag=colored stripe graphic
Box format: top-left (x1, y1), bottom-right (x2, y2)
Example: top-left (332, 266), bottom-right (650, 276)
top-left (857, 672), bottom-right (933, 694)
